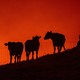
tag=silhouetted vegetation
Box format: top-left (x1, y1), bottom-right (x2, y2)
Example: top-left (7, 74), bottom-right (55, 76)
top-left (44, 31), bottom-right (66, 54)
top-left (4, 42), bottom-right (23, 63)
top-left (25, 36), bottom-right (41, 60)
top-left (77, 35), bottom-right (80, 47)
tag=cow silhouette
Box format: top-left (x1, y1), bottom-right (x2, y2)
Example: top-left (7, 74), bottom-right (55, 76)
top-left (4, 42), bottom-right (23, 63)
top-left (44, 31), bottom-right (66, 54)
top-left (25, 36), bottom-right (41, 60)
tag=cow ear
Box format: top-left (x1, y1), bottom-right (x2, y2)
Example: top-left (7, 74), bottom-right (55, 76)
top-left (4, 43), bottom-right (8, 46)
top-left (39, 36), bottom-right (41, 38)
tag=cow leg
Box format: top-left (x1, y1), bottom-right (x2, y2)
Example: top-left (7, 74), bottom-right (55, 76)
top-left (36, 50), bottom-right (38, 59)
top-left (58, 46), bottom-right (60, 53)
top-left (15, 55), bottom-right (17, 63)
top-left (32, 51), bottom-right (34, 60)
top-left (63, 45), bottom-right (66, 51)
top-left (19, 55), bottom-right (21, 62)
top-left (54, 46), bottom-right (56, 54)
top-left (58, 46), bottom-right (62, 53)
top-left (17, 56), bottom-right (18, 63)
top-left (26, 51), bottom-right (30, 61)
top-left (10, 55), bottom-right (12, 64)
top-left (17, 55), bottom-right (19, 62)
top-left (27, 55), bottom-right (29, 61)
top-left (17, 55), bottom-right (20, 62)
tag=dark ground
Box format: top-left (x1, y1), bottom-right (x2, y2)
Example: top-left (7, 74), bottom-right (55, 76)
top-left (0, 47), bottom-right (80, 80)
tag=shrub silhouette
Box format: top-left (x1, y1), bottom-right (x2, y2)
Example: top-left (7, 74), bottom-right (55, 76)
top-left (44, 31), bottom-right (66, 54)
top-left (25, 36), bottom-right (41, 60)
top-left (77, 35), bottom-right (80, 47)
top-left (4, 42), bottom-right (23, 63)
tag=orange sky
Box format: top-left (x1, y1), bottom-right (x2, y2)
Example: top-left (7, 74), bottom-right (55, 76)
top-left (0, 0), bottom-right (80, 65)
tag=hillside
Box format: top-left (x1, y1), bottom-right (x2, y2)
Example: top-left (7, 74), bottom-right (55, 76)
top-left (0, 47), bottom-right (80, 80)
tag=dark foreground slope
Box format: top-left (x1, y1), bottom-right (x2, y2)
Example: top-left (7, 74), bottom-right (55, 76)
top-left (0, 47), bottom-right (80, 80)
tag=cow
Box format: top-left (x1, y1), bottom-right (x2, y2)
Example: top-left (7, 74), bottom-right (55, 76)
top-left (44, 31), bottom-right (66, 54)
top-left (4, 42), bottom-right (23, 64)
top-left (25, 36), bottom-right (41, 60)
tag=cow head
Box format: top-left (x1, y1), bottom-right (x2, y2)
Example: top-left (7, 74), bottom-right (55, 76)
top-left (32, 36), bottom-right (41, 40)
top-left (44, 31), bottom-right (52, 40)
top-left (4, 42), bottom-right (11, 46)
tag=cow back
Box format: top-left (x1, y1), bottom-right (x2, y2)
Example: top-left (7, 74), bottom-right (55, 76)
top-left (52, 33), bottom-right (65, 46)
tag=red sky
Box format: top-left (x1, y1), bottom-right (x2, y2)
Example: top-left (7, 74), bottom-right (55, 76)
top-left (0, 0), bottom-right (80, 65)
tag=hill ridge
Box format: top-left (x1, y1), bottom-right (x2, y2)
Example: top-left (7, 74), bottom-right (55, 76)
top-left (0, 46), bottom-right (80, 80)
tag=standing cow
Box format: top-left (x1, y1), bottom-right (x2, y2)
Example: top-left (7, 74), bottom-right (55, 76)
top-left (44, 31), bottom-right (66, 54)
top-left (4, 42), bottom-right (23, 63)
top-left (25, 36), bottom-right (41, 60)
